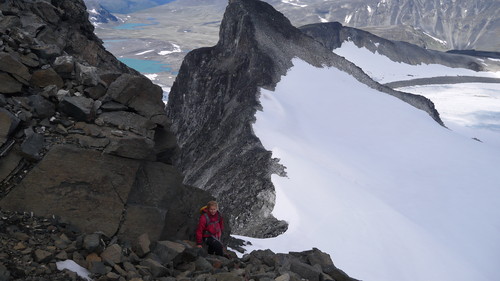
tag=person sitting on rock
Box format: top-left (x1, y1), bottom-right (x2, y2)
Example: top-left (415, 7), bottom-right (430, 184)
top-left (196, 200), bottom-right (224, 256)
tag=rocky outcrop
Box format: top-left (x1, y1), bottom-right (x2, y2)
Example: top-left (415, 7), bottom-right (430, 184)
top-left (0, 209), bottom-right (358, 281)
top-left (0, 0), bottom-right (214, 244)
top-left (166, 0), bottom-right (444, 237)
top-left (299, 22), bottom-right (500, 72)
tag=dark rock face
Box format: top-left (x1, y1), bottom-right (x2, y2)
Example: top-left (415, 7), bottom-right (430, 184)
top-left (299, 22), bottom-right (498, 72)
top-left (167, 0), bottom-right (443, 237)
top-left (0, 0), bottom-right (213, 245)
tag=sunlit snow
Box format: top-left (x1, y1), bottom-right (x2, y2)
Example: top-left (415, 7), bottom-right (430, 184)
top-left (332, 41), bottom-right (500, 147)
top-left (333, 41), bottom-right (500, 83)
top-left (56, 260), bottom-right (92, 281)
top-left (236, 58), bottom-right (500, 281)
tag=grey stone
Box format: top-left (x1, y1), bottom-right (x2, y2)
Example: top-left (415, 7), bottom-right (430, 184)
top-left (0, 52), bottom-right (31, 81)
top-left (33, 249), bottom-right (53, 263)
top-left (152, 240), bottom-right (186, 265)
top-left (41, 85), bottom-right (58, 99)
top-left (30, 68), bottom-right (64, 88)
top-left (119, 161), bottom-right (214, 242)
top-left (140, 258), bottom-right (168, 278)
top-left (58, 96), bottom-right (95, 122)
top-left (106, 74), bottom-right (166, 121)
top-left (212, 272), bottom-right (245, 281)
top-left (20, 129), bottom-right (44, 161)
top-left (290, 259), bottom-right (321, 281)
top-left (101, 244), bottom-right (123, 265)
top-left (0, 263), bottom-right (11, 281)
top-left (72, 134), bottom-right (110, 149)
top-left (83, 233), bottom-right (101, 253)
top-left (19, 52), bottom-right (39, 68)
top-left (75, 62), bottom-right (99, 86)
top-left (53, 55), bottom-right (75, 78)
top-left (275, 273), bottom-right (291, 281)
top-left (95, 111), bottom-right (156, 137)
top-left (85, 84), bottom-right (107, 100)
top-left (135, 233), bottom-right (151, 257)
top-left (30, 44), bottom-right (62, 60)
top-left (0, 108), bottom-right (20, 146)
top-left (104, 134), bottom-right (155, 160)
top-left (89, 261), bottom-right (107, 275)
top-left (0, 144), bottom-right (141, 238)
top-left (0, 72), bottom-right (23, 94)
top-left (195, 257), bottom-right (213, 271)
top-left (100, 101), bottom-right (129, 112)
top-left (28, 95), bottom-right (55, 119)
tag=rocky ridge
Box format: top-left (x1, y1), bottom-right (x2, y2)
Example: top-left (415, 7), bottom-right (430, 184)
top-left (299, 21), bottom-right (500, 73)
top-left (166, 0), bottom-right (444, 238)
top-left (0, 209), bottom-right (358, 281)
top-left (0, 0), bottom-right (214, 245)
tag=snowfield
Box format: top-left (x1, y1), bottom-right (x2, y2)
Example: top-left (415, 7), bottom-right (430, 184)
top-left (333, 41), bottom-right (500, 148)
top-left (239, 58), bottom-right (500, 281)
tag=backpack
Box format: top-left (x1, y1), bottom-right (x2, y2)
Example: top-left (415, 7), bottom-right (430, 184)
top-left (199, 205), bottom-right (222, 238)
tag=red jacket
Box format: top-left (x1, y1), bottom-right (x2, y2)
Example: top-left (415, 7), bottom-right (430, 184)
top-left (196, 209), bottom-right (224, 245)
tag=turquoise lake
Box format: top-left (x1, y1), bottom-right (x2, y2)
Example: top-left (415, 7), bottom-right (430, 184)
top-left (114, 18), bottom-right (158, 30)
top-left (118, 58), bottom-right (172, 74)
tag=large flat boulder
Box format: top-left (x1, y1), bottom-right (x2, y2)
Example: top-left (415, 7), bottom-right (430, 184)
top-left (119, 161), bottom-right (214, 242)
top-left (0, 144), bottom-right (141, 237)
top-left (106, 74), bottom-right (166, 122)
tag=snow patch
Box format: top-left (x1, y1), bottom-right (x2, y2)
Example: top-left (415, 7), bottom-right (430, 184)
top-left (56, 260), bottom-right (92, 281)
top-left (135, 49), bottom-right (154, 56)
top-left (158, 43), bottom-right (182, 55)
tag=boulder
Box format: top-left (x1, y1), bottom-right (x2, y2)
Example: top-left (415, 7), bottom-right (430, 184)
top-left (58, 96), bottom-right (95, 122)
top-left (95, 111), bottom-right (156, 137)
top-left (0, 144), bottom-right (142, 237)
top-left (134, 233), bottom-right (151, 258)
top-left (119, 161), bottom-right (214, 242)
top-left (0, 72), bottom-right (23, 94)
top-left (76, 63), bottom-right (99, 86)
top-left (18, 52), bottom-right (40, 68)
top-left (83, 234), bottom-right (102, 253)
top-left (30, 44), bottom-right (62, 60)
top-left (0, 148), bottom-right (23, 182)
top-left (27, 95), bottom-right (55, 119)
top-left (106, 74), bottom-right (166, 121)
top-left (53, 56), bottom-right (75, 78)
top-left (0, 52), bottom-right (31, 81)
top-left (289, 259), bottom-right (322, 281)
top-left (101, 244), bottom-right (123, 265)
top-left (85, 84), bottom-right (107, 100)
top-left (20, 128), bottom-right (44, 161)
top-left (0, 108), bottom-right (20, 146)
top-left (152, 240), bottom-right (186, 265)
top-left (100, 101), bottom-right (128, 112)
top-left (30, 68), bottom-right (64, 88)
top-left (139, 259), bottom-right (168, 278)
top-left (104, 134), bottom-right (155, 160)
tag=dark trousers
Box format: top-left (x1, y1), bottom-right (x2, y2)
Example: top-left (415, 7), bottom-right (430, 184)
top-left (203, 236), bottom-right (224, 256)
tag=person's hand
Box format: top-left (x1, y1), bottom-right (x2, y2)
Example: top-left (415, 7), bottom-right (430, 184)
top-left (197, 245), bottom-right (202, 248)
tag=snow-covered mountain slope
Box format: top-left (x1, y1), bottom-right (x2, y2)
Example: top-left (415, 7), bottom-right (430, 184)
top-left (84, 0), bottom-right (119, 25)
top-left (236, 58), bottom-right (500, 281)
top-left (264, 0), bottom-right (500, 52)
top-left (333, 40), bottom-right (500, 148)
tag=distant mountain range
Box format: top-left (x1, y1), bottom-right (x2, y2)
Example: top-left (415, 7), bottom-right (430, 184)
top-left (265, 0), bottom-right (500, 52)
top-left (86, 0), bottom-right (499, 52)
